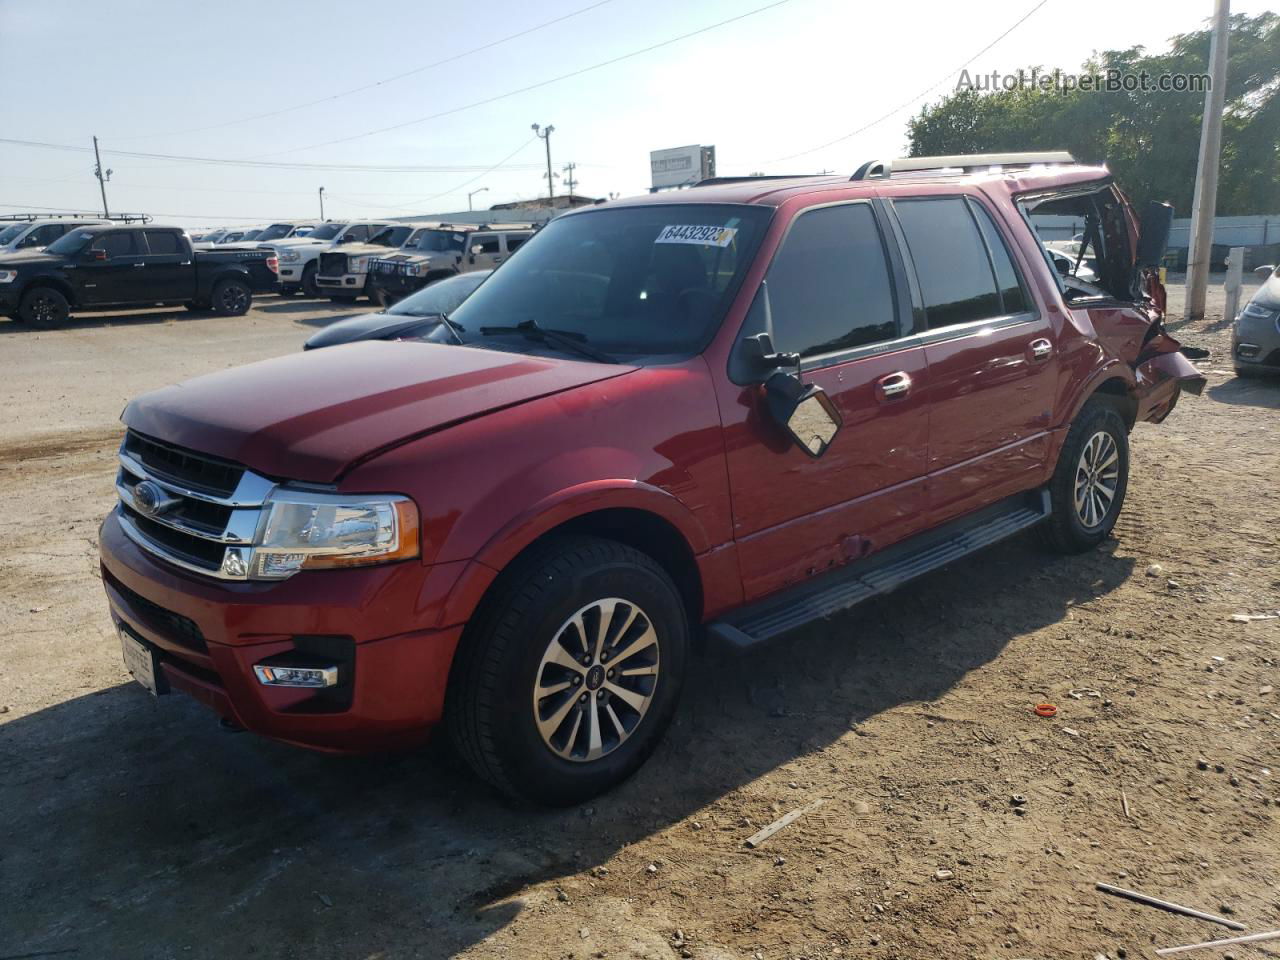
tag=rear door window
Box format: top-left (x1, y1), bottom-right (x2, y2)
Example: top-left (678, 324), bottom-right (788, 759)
top-left (473, 234), bottom-right (501, 254)
top-left (760, 202), bottom-right (899, 359)
top-left (143, 231), bottom-right (184, 255)
top-left (893, 197), bottom-right (1002, 328)
top-left (968, 201), bottom-right (1029, 315)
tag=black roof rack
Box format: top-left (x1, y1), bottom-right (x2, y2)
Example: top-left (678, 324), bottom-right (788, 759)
top-left (693, 174), bottom-right (825, 187)
top-left (850, 151), bottom-right (1076, 181)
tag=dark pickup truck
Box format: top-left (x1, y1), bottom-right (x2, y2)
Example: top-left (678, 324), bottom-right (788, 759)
top-left (0, 224), bottom-right (279, 327)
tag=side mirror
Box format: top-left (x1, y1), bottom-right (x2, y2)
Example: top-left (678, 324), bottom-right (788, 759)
top-left (86, 249), bottom-right (107, 261)
top-left (471, 244), bottom-right (485, 256)
top-left (1255, 265), bottom-right (1275, 281)
top-left (764, 371), bottom-right (842, 458)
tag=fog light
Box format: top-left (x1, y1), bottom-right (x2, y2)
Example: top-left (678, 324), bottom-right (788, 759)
top-left (1237, 342), bottom-right (1260, 358)
top-left (254, 664), bottom-right (338, 687)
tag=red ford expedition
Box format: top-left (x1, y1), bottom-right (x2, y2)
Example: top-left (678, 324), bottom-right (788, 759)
top-left (99, 152), bottom-right (1205, 804)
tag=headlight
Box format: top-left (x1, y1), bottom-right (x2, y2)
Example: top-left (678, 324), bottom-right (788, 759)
top-left (1241, 301), bottom-right (1274, 320)
top-left (349, 256), bottom-right (369, 272)
top-left (0, 270), bottom-right (17, 283)
top-left (403, 264), bottom-right (420, 276)
top-left (278, 249), bottom-right (301, 262)
top-left (249, 491), bottom-right (419, 580)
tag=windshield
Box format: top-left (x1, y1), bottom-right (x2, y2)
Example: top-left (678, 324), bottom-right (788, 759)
top-left (448, 204), bottom-right (770, 358)
top-left (0, 224), bottom-right (27, 244)
top-left (307, 223), bottom-right (345, 241)
top-left (389, 271), bottom-right (489, 317)
top-left (46, 228), bottom-right (94, 255)
top-left (412, 229), bottom-right (468, 253)
top-left (371, 225), bottom-right (414, 248)
top-left (256, 224), bottom-right (293, 242)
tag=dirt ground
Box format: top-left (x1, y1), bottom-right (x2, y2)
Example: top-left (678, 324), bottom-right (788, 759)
top-left (1, 282), bottom-right (1277, 960)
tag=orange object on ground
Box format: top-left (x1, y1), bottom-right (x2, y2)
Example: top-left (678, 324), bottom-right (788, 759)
top-left (1034, 703), bottom-right (1058, 717)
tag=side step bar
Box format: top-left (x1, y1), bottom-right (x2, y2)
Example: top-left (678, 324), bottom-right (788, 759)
top-left (706, 489), bottom-right (1051, 652)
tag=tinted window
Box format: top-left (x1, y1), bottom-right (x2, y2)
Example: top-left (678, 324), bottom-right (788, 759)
top-left (449, 204), bottom-right (770, 358)
top-left (371, 226), bottom-right (413, 247)
top-left (969, 201), bottom-right (1029, 315)
top-left (895, 198), bottom-right (1001, 328)
top-left (343, 225), bottom-right (370, 242)
top-left (389, 271), bottom-right (488, 317)
top-left (473, 235), bottom-right (501, 254)
top-left (505, 235), bottom-right (529, 252)
top-left (0, 224), bottom-right (25, 244)
top-left (762, 203), bottom-right (898, 358)
top-left (144, 231), bottom-right (183, 255)
top-left (91, 232), bottom-right (139, 257)
top-left (308, 223), bottom-right (344, 240)
top-left (46, 229), bottom-right (93, 255)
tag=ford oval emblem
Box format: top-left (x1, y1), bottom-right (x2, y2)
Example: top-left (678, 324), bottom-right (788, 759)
top-left (133, 480), bottom-right (176, 517)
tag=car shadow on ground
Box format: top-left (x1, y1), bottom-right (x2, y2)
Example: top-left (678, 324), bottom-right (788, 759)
top-left (0, 536), bottom-right (1134, 959)
top-left (0, 308), bottom-right (203, 333)
top-left (1208, 374), bottom-right (1280, 409)
top-left (257, 299), bottom-right (364, 317)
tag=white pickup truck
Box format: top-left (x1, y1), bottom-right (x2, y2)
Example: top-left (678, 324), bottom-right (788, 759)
top-left (314, 222), bottom-right (442, 302)
top-left (266, 221), bottom-right (392, 297)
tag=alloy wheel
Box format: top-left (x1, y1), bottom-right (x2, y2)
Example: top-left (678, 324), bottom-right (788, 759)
top-left (1074, 429), bottom-right (1120, 529)
top-left (532, 598), bottom-right (660, 763)
top-left (220, 284), bottom-right (249, 313)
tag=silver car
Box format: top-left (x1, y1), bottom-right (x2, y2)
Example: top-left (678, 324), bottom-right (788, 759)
top-left (1233, 265), bottom-right (1280, 377)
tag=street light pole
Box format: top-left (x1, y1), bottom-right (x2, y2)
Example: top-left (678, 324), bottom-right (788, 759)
top-left (467, 187), bottom-right (489, 211)
top-left (318, 186), bottom-right (326, 221)
top-left (532, 123), bottom-right (556, 200)
top-left (92, 136), bottom-right (111, 218)
top-left (1185, 0), bottom-right (1231, 321)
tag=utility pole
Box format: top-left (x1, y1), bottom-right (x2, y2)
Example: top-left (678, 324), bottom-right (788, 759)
top-left (318, 186), bottom-right (326, 220)
top-left (467, 186), bottom-right (489, 211)
top-left (1185, 0), bottom-right (1231, 321)
top-left (562, 162), bottom-right (577, 196)
top-left (92, 136), bottom-right (111, 218)
top-left (532, 123), bottom-right (555, 200)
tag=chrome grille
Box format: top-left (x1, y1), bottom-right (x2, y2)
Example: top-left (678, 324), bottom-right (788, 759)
top-left (319, 252), bottom-right (348, 276)
top-left (115, 432), bottom-right (275, 580)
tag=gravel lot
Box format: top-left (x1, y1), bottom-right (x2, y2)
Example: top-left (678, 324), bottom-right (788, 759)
top-left (1, 284), bottom-right (1277, 960)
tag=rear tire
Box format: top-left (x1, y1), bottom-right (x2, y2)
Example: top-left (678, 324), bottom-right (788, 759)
top-left (19, 287), bottom-right (70, 328)
top-left (446, 536), bottom-right (689, 806)
top-left (210, 278), bottom-right (252, 316)
top-left (1037, 400), bottom-right (1129, 554)
top-left (328, 295), bottom-right (357, 304)
top-left (300, 263), bottom-right (320, 298)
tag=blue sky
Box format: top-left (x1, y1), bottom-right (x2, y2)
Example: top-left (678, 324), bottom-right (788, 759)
top-left (2, 0), bottom-right (1270, 228)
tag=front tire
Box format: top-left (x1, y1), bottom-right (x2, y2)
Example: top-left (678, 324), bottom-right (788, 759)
top-left (210, 278), bottom-right (252, 316)
top-left (446, 536), bottom-right (689, 806)
top-left (1037, 400), bottom-right (1129, 553)
top-left (20, 287), bottom-right (70, 328)
top-left (300, 263), bottom-right (320, 298)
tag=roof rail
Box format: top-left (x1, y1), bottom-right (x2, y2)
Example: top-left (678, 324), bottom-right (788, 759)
top-left (694, 174), bottom-right (826, 188)
top-left (850, 151), bottom-right (1076, 181)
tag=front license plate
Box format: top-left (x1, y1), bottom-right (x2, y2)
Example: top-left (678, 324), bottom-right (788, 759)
top-left (119, 625), bottom-right (163, 697)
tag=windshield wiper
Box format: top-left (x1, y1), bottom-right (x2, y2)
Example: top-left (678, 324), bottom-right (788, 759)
top-left (479, 319), bottom-right (618, 364)
top-left (425, 312), bottom-right (465, 344)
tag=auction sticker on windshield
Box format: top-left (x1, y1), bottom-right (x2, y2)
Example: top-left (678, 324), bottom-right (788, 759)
top-left (655, 224), bottom-right (738, 247)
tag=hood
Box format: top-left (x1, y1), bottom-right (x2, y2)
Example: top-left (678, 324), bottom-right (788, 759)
top-left (122, 340), bottom-right (635, 483)
top-left (303, 310), bottom-right (434, 350)
top-left (0, 249), bottom-right (60, 268)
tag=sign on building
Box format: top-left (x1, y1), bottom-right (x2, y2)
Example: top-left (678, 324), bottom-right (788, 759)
top-left (650, 145), bottom-right (716, 190)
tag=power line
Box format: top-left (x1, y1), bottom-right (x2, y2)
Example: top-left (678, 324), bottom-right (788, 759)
top-left (0, 137), bottom-right (546, 173)
top-left (761, 0), bottom-right (1052, 164)
top-left (0, 201), bottom-right (305, 221)
top-left (249, 0), bottom-right (795, 159)
top-left (112, 0), bottom-right (618, 140)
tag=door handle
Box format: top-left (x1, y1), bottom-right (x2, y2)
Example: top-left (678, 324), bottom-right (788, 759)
top-left (132, 262), bottom-right (146, 268)
top-left (1029, 338), bottom-right (1053, 361)
top-left (876, 371), bottom-right (912, 401)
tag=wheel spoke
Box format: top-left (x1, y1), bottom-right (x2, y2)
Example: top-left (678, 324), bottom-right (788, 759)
top-left (608, 624), bottom-right (657, 668)
top-left (586, 697), bottom-right (603, 761)
top-left (537, 678), bottom-right (574, 697)
top-left (619, 663), bottom-right (659, 678)
top-left (544, 640), bottom-right (586, 675)
top-left (604, 681), bottom-right (647, 712)
top-left (536, 691), bottom-right (580, 743)
top-left (562, 706), bottom-right (584, 757)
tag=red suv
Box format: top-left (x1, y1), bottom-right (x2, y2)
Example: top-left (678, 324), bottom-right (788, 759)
top-left (100, 152), bottom-right (1205, 804)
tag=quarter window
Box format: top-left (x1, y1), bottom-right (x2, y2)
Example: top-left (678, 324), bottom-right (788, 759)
top-left (894, 198), bottom-right (1002, 328)
top-left (761, 203), bottom-right (899, 359)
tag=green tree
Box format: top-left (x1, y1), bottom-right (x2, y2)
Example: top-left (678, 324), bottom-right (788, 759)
top-left (906, 13), bottom-right (1280, 216)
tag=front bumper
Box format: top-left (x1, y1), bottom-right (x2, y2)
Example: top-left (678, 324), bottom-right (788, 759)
top-left (1232, 308), bottom-right (1280, 369)
top-left (368, 272), bottom-right (426, 302)
top-left (99, 510), bottom-right (465, 752)
top-left (316, 271), bottom-right (367, 293)
top-left (0, 286), bottom-right (18, 314)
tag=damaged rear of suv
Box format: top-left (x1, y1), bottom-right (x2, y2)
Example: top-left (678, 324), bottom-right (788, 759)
top-left (99, 151), bottom-right (1204, 805)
